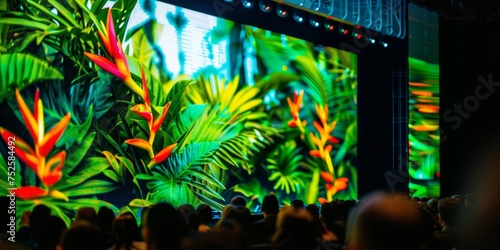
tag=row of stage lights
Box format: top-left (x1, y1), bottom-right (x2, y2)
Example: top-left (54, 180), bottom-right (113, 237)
top-left (228, 0), bottom-right (389, 48)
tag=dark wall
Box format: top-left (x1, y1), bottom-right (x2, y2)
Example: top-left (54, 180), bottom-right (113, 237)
top-left (440, 20), bottom-right (500, 197)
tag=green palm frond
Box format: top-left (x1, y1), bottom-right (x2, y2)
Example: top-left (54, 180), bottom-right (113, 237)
top-left (185, 75), bottom-right (278, 172)
top-left (266, 142), bottom-right (308, 194)
top-left (136, 142), bottom-right (225, 209)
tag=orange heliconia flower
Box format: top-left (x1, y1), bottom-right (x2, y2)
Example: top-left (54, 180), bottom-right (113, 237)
top-left (321, 171), bottom-right (349, 194)
top-left (0, 89), bottom-right (70, 200)
top-left (125, 68), bottom-right (176, 168)
top-left (286, 90), bottom-right (307, 132)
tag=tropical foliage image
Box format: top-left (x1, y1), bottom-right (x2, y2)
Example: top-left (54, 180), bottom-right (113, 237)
top-left (408, 57), bottom-right (440, 197)
top-left (0, 0), bottom-right (357, 226)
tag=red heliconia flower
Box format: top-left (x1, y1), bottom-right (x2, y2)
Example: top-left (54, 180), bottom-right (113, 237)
top-left (15, 186), bottom-right (47, 200)
top-left (0, 88), bottom-right (70, 200)
top-left (84, 9), bottom-right (144, 98)
top-left (126, 68), bottom-right (176, 168)
top-left (149, 143), bottom-right (178, 168)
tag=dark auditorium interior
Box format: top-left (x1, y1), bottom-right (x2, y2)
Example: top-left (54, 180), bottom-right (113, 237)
top-left (1, 0), bottom-right (500, 249)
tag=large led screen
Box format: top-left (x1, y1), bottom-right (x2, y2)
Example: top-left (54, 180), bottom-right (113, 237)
top-left (0, 0), bottom-right (357, 225)
top-left (408, 4), bottom-right (440, 197)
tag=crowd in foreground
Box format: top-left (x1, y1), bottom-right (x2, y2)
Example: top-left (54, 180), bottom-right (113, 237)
top-left (0, 190), bottom-right (494, 250)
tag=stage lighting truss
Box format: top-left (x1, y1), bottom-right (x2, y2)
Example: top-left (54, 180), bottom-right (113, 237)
top-left (309, 13), bottom-right (321, 28)
top-left (352, 25), bottom-right (363, 39)
top-left (324, 19), bottom-right (335, 31)
top-left (339, 25), bottom-right (349, 35)
top-left (276, 3), bottom-right (290, 17)
top-left (242, 0), bottom-right (254, 8)
top-left (276, 0), bottom-right (406, 39)
top-left (260, 0), bottom-right (273, 12)
top-left (293, 8), bottom-right (306, 23)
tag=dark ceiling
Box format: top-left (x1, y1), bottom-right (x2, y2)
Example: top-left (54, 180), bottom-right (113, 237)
top-left (410, 0), bottom-right (500, 21)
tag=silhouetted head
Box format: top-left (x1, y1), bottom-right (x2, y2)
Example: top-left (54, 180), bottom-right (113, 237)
top-left (219, 205), bottom-right (253, 238)
top-left (111, 212), bottom-right (142, 248)
top-left (196, 204), bottom-right (213, 224)
top-left (230, 195), bottom-right (247, 207)
top-left (272, 206), bottom-right (316, 250)
top-left (143, 203), bottom-right (188, 250)
top-left (261, 193), bottom-right (279, 215)
top-left (438, 197), bottom-right (462, 228)
top-left (97, 206), bottom-right (115, 233)
top-left (291, 199), bottom-right (305, 209)
top-left (305, 204), bottom-right (319, 218)
top-left (346, 191), bottom-right (432, 250)
top-left (76, 207), bottom-right (97, 224)
top-left (61, 220), bottom-right (106, 250)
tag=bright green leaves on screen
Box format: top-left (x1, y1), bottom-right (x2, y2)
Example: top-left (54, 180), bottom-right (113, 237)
top-left (0, 53), bottom-right (63, 102)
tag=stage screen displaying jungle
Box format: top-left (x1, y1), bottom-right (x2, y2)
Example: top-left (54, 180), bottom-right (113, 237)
top-left (408, 3), bottom-right (440, 198)
top-left (0, 0), bottom-right (357, 225)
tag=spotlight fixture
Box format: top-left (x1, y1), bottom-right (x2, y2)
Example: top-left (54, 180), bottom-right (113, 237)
top-left (309, 13), bottom-right (321, 28)
top-left (353, 25), bottom-right (363, 39)
top-left (242, 0), bottom-right (254, 8)
top-left (259, 0), bottom-right (272, 13)
top-left (339, 26), bottom-right (348, 35)
top-left (380, 40), bottom-right (388, 48)
top-left (276, 4), bottom-right (290, 18)
top-left (369, 38), bottom-right (376, 44)
top-left (324, 19), bottom-right (335, 31)
top-left (352, 31), bottom-right (362, 39)
top-left (293, 8), bottom-right (306, 23)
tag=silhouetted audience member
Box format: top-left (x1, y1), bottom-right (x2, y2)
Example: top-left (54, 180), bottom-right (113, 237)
top-left (218, 204), bottom-right (255, 242)
top-left (291, 199), bottom-right (304, 209)
top-left (142, 203), bottom-right (188, 250)
top-left (253, 193), bottom-right (280, 242)
top-left (230, 195), bottom-right (247, 207)
top-left (272, 206), bottom-right (317, 250)
top-left (75, 206), bottom-right (97, 225)
top-left (98, 206), bottom-right (116, 247)
top-left (32, 204), bottom-right (52, 246)
top-left (37, 215), bottom-right (68, 250)
top-left (468, 143), bottom-right (500, 249)
top-left (427, 198), bottom-right (439, 218)
top-left (108, 212), bottom-right (146, 250)
top-left (433, 198), bottom-right (466, 249)
top-left (178, 204), bottom-right (201, 234)
top-left (320, 202), bottom-right (342, 243)
top-left (16, 204), bottom-right (52, 249)
top-left (450, 194), bottom-right (462, 201)
top-left (305, 204), bottom-right (329, 245)
top-left (345, 191), bottom-right (433, 250)
top-left (179, 231), bottom-right (225, 250)
top-left (214, 219), bottom-right (251, 250)
top-left (196, 204), bottom-right (214, 233)
top-left (59, 220), bottom-right (107, 250)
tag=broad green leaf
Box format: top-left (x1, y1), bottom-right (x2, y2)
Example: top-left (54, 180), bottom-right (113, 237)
top-left (64, 132), bottom-right (96, 170)
top-left (166, 104), bottom-right (206, 142)
top-left (0, 53), bottom-right (63, 102)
